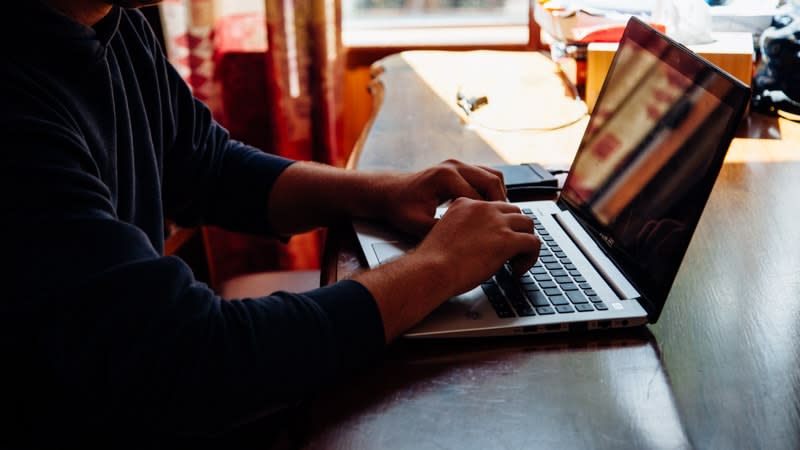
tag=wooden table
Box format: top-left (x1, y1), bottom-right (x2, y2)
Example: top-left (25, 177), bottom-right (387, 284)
top-left (309, 51), bottom-right (800, 450)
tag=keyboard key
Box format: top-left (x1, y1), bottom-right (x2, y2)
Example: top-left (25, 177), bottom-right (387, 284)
top-left (561, 283), bottom-right (579, 291)
top-left (555, 276), bottom-right (572, 284)
top-left (542, 236), bottom-right (555, 242)
top-left (564, 264), bottom-right (577, 270)
top-left (505, 287), bottom-right (527, 304)
top-left (566, 291), bottom-right (589, 304)
top-left (536, 306), bottom-right (555, 315)
top-left (540, 256), bottom-right (557, 264)
top-left (545, 263), bottom-right (562, 271)
top-left (519, 275), bottom-right (536, 285)
top-left (554, 252), bottom-right (566, 258)
top-left (539, 249), bottom-right (552, 257)
top-left (584, 289), bottom-right (597, 297)
top-left (522, 208), bottom-right (533, 214)
top-left (498, 268), bottom-right (526, 291)
top-left (523, 284), bottom-right (540, 293)
top-left (539, 281), bottom-right (557, 289)
top-left (594, 302), bottom-right (608, 310)
top-left (548, 295), bottom-right (568, 305)
top-left (588, 296), bottom-right (603, 303)
top-left (525, 290), bottom-right (545, 300)
top-left (530, 266), bottom-right (547, 275)
top-left (494, 266), bottom-right (512, 284)
top-left (555, 304), bottom-right (574, 313)
top-left (495, 308), bottom-right (516, 318)
top-left (482, 284), bottom-right (515, 318)
top-left (544, 288), bottom-right (562, 296)
top-left (526, 291), bottom-right (550, 307)
top-left (575, 303), bottom-right (594, 312)
top-left (569, 269), bottom-right (581, 276)
top-left (550, 269), bottom-right (567, 277)
top-left (550, 245), bottom-right (561, 251)
top-left (560, 257), bottom-right (572, 265)
top-left (513, 305), bottom-right (536, 317)
top-left (579, 282), bottom-right (592, 290)
top-left (481, 283), bottom-right (502, 300)
top-left (538, 230), bottom-right (550, 236)
top-left (534, 273), bottom-right (551, 282)
top-left (488, 298), bottom-right (514, 312)
top-left (508, 297), bottom-right (534, 314)
top-left (573, 276), bottom-right (586, 283)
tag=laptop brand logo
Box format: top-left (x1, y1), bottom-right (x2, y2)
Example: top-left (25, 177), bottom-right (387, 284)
top-left (599, 233), bottom-right (615, 248)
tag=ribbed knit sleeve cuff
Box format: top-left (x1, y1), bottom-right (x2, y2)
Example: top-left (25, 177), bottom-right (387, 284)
top-left (303, 279), bottom-right (386, 373)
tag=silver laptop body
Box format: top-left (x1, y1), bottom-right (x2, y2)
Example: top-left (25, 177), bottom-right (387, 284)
top-left (354, 17), bottom-right (750, 338)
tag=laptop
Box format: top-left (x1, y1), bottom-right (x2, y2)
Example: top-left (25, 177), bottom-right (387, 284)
top-left (354, 17), bottom-right (751, 338)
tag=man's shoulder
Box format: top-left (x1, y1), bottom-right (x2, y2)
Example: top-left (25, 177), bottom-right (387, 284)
top-left (0, 59), bottom-right (88, 155)
top-left (117, 7), bottom-right (163, 59)
top-left (119, 7), bottom-right (154, 37)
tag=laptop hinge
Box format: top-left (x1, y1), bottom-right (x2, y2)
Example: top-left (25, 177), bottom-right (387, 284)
top-left (552, 211), bottom-right (641, 301)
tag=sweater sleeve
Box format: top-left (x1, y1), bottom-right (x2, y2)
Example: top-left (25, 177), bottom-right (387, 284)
top-left (0, 77), bottom-right (384, 445)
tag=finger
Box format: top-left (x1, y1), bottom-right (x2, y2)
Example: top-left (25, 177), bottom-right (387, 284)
top-left (505, 213), bottom-right (536, 234)
top-left (508, 234), bottom-right (542, 275)
top-left (489, 201), bottom-right (528, 215)
top-left (477, 165), bottom-right (504, 183)
top-left (435, 168), bottom-right (484, 201)
top-left (477, 165), bottom-right (507, 198)
top-left (452, 164), bottom-right (506, 201)
top-left (510, 251), bottom-right (539, 276)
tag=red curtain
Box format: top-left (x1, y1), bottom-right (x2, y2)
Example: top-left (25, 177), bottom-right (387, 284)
top-left (264, 0), bottom-right (345, 166)
top-left (159, 0), bottom-right (344, 287)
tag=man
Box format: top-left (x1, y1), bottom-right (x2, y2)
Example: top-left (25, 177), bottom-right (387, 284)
top-left (0, 0), bottom-right (540, 446)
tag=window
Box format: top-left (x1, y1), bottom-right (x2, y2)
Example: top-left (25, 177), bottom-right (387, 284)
top-left (342, 0), bottom-right (532, 47)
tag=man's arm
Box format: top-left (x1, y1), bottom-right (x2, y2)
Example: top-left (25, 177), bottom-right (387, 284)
top-left (265, 160), bottom-right (540, 341)
top-left (353, 197), bottom-right (540, 341)
top-left (266, 159), bottom-right (508, 236)
top-left (0, 91), bottom-right (383, 443)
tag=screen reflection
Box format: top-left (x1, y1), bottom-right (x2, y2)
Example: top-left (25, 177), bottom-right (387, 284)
top-left (561, 36), bottom-right (737, 311)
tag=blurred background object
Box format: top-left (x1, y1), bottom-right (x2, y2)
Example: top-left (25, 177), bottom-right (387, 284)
top-left (752, 2), bottom-right (800, 120)
top-left (534, 0), bottom-right (791, 113)
top-left (158, 0), bottom-right (342, 287)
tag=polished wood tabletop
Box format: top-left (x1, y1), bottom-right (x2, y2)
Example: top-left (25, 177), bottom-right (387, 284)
top-left (308, 51), bottom-right (800, 450)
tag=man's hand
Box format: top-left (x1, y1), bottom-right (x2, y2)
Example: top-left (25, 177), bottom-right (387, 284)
top-left (354, 197), bottom-right (540, 342)
top-left (267, 159), bottom-right (540, 342)
top-left (416, 197), bottom-right (540, 288)
top-left (373, 159), bottom-right (508, 236)
top-left (266, 159), bottom-right (505, 236)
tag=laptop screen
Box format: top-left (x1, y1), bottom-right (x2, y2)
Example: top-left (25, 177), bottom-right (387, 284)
top-left (559, 18), bottom-right (750, 320)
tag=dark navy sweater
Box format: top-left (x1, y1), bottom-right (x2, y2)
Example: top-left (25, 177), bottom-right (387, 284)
top-left (0, 2), bottom-right (383, 445)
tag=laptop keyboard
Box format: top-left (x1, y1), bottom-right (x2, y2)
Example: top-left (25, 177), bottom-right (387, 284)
top-left (481, 208), bottom-right (608, 318)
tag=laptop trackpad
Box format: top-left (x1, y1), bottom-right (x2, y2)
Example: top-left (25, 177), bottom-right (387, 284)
top-left (372, 242), bottom-right (413, 265)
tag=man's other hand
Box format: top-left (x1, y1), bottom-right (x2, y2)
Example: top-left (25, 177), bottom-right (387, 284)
top-left (414, 197), bottom-right (540, 295)
top-left (354, 196), bottom-right (540, 341)
top-left (375, 159), bottom-right (507, 237)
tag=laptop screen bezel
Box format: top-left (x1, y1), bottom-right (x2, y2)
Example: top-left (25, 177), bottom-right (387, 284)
top-left (556, 17), bottom-right (751, 322)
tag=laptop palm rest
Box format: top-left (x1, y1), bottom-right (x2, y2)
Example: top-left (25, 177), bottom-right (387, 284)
top-left (372, 242), bottom-right (413, 265)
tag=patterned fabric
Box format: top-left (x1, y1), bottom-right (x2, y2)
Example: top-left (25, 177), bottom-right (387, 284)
top-left (160, 0), bottom-right (222, 117)
top-left (158, 0), bottom-right (344, 284)
top-left (264, 0), bottom-right (345, 165)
